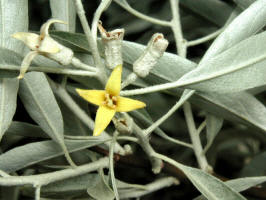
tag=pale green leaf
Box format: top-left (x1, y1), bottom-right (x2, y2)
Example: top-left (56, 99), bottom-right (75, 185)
top-left (176, 31), bottom-right (266, 92)
top-left (0, 79), bottom-right (19, 142)
top-left (201, 0), bottom-right (266, 62)
top-left (178, 164), bottom-right (246, 200)
top-left (49, 0), bottom-right (76, 32)
top-left (194, 176), bottom-right (266, 200)
top-left (0, 0), bottom-right (28, 53)
top-left (204, 114), bottom-right (223, 153)
top-left (87, 171), bottom-right (115, 200)
top-left (19, 72), bottom-right (64, 143)
top-left (0, 139), bottom-right (105, 173)
top-left (18, 72), bottom-right (76, 165)
top-left (0, 0), bottom-right (28, 142)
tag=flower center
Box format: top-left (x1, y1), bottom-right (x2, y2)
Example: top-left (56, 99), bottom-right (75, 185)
top-left (104, 93), bottom-right (118, 109)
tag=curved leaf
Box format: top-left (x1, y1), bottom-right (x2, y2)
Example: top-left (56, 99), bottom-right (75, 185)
top-left (0, 79), bottom-right (19, 141)
top-left (176, 31), bottom-right (266, 92)
top-left (0, 0), bottom-right (28, 142)
top-left (0, 139), bottom-right (104, 173)
top-left (18, 72), bottom-right (75, 166)
top-left (201, 0), bottom-right (266, 62)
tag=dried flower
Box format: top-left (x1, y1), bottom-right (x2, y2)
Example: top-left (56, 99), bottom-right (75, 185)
top-left (133, 33), bottom-right (168, 78)
top-left (98, 22), bottom-right (124, 69)
top-left (12, 19), bottom-right (74, 79)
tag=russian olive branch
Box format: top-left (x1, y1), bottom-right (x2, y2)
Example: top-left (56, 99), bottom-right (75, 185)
top-left (169, 0), bottom-right (209, 172)
top-left (0, 64), bottom-right (98, 77)
top-left (73, 0), bottom-right (107, 83)
top-left (74, 0), bottom-right (164, 174)
top-left (0, 157), bottom-right (109, 187)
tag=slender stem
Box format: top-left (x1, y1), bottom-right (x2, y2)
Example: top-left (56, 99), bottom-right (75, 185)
top-left (131, 111), bottom-right (193, 149)
top-left (119, 177), bottom-right (179, 199)
top-left (169, 0), bottom-right (209, 172)
top-left (197, 120), bottom-right (207, 135)
top-left (183, 103), bottom-right (209, 171)
top-left (114, 0), bottom-right (171, 27)
top-left (144, 90), bottom-right (194, 136)
top-left (74, 0), bottom-right (107, 83)
top-left (35, 186), bottom-right (41, 200)
top-left (109, 131), bottom-right (119, 200)
top-left (92, 0), bottom-right (112, 40)
top-left (187, 28), bottom-right (224, 47)
top-left (64, 135), bottom-right (138, 143)
top-left (132, 121), bottom-right (163, 174)
top-left (71, 57), bottom-right (98, 72)
top-left (120, 81), bottom-right (182, 96)
top-left (170, 0), bottom-right (186, 57)
top-left (0, 157), bottom-right (109, 186)
top-left (0, 64), bottom-right (98, 77)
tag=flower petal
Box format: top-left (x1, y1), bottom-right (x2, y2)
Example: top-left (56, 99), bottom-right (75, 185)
top-left (116, 97), bottom-right (146, 112)
top-left (76, 89), bottom-right (105, 106)
top-left (105, 64), bottom-right (122, 96)
top-left (93, 106), bottom-right (116, 136)
top-left (18, 51), bottom-right (38, 79)
top-left (12, 32), bottom-right (39, 51)
top-left (40, 19), bottom-right (67, 37)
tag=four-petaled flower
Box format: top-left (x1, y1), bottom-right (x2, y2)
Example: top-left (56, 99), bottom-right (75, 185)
top-left (12, 19), bottom-right (73, 79)
top-left (76, 65), bottom-right (146, 136)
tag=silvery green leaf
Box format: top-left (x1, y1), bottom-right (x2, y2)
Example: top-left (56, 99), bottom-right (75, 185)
top-left (0, 78), bottom-right (19, 142)
top-left (204, 114), bottom-right (223, 153)
top-left (0, 139), bottom-right (104, 173)
top-left (180, 0), bottom-right (233, 26)
top-left (226, 176), bottom-right (266, 192)
top-left (194, 176), bottom-right (266, 200)
top-left (18, 72), bottom-right (76, 165)
top-left (49, 0), bottom-right (76, 32)
top-left (201, 0), bottom-right (266, 62)
top-left (0, 0), bottom-right (27, 142)
top-left (178, 164), bottom-right (246, 200)
top-left (43, 173), bottom-right (145, 195)
top-left (0, 0), bottom-right (28, 53)
top-left (87, 171), bottom-right (115, 200)
top-left (19, 72), bottom-right (64, 143)
top-left (176, 31), bottom-right (266, 93)
top-left (6, 121), bottom-right (48, 138)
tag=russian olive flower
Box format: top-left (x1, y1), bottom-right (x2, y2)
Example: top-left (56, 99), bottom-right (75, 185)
top-left (12, 19), bottom-right (73, 79)
top-left (76, 65), bottom-right (146, 136)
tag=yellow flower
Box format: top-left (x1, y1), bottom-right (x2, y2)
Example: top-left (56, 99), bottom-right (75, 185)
top-left (76, 65), bottom-right (146, 136)
top-left (12, 19), bottom-right (73, 79)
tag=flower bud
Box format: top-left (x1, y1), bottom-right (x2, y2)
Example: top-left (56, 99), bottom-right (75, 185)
top-left (133, 33), bottom-right (168, 78)
top-left (98, 22), bottom-right (124, 69)
top-left (113, 115), bottom-right (133, 134)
